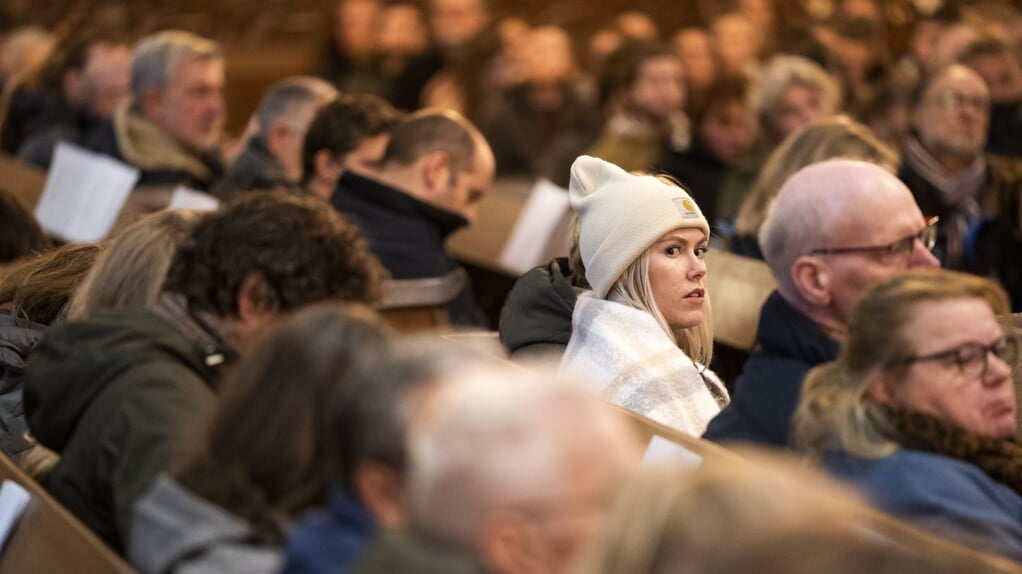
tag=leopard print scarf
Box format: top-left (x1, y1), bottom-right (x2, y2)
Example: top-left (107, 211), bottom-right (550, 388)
top-left (871, 403), bottom-right (1022, 496)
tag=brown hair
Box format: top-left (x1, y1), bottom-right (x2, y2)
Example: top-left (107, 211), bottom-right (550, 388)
top-left (794, 269), bottom-right (1011, 459)
top-left (0, 242), bottom-right (101, 324)
top-left (175, 303), bottom-right (392, 541)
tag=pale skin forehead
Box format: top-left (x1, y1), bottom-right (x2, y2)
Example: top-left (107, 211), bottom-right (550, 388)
top-left (923, 65), bottom-right (988, 100)
top-left (778, 160), bottom-right (923, 243)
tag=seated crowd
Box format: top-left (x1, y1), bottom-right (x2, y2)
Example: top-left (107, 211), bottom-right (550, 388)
top-left (2, 0), bottom-right (1022, 571)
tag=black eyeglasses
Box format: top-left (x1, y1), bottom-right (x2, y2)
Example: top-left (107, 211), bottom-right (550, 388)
top-left (898, 336), bottom-right (1020, 382)
top-left (808, 217), bottom-right (939, 258)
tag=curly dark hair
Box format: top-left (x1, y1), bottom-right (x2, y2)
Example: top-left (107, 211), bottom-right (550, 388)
top-left (162, 190), bottom-right (387, 316)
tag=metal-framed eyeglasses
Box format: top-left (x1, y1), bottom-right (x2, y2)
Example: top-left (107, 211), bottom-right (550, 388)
top-left (897, 336), bottom-right (1020, 382)
top-left (807, 217), bottom-right (939, 258)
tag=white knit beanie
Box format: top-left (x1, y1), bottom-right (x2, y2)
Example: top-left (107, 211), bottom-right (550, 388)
top-left (569, 155), bottom-right (709, 298)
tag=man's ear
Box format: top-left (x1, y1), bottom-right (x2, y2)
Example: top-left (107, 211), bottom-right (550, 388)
top-left (476, 511), bottom-right (541, 574)
top-left (140, 86), bottom-right (164, 123)
top-left (352, 461), bottom-right (408, 528)
top-left (313, 149), bottom-right (343, 182)
top-left (791, 255), bottom-right (832, 307)
top-left (419, 150), bottom-right (451, 194)
top-left (236, 273), bottom-right (277, 322)
top-left (265, 121), bottom-right (291, 159)
top-left (865, 370), bottom-right (897, 404)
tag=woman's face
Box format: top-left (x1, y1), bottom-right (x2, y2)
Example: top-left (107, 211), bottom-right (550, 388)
top-left (647, 226), bottom-right (709, 331)
top-left (879, 297), bottom-right (1017, 439)
top-left (770, 84), bottom-right (833, 141)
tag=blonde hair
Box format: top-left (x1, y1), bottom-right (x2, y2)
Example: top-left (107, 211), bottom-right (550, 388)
top-left (794, 269), bottom-right (1012, 459)
top-left (608, 251), bottom-right (714, 366)
top-left (735, 115), bottom-right (898, 238)
top-left (65, 210), bottom-right (204, 320)
top-left (576, 450), bottom-right (1015, 574)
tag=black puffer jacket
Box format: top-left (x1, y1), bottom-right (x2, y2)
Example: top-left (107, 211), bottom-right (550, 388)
top-left (498, 258), bottom-right (579, 360)
top-left (0, 313), bottom-right (44, 460)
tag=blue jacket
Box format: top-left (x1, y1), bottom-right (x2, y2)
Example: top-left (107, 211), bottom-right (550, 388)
top-left (281, 488), bottom-right (376, 574)
top-left (826, 449), bottom-right (1022, 562)
top-left (703, 291), bottom-right (839, 447)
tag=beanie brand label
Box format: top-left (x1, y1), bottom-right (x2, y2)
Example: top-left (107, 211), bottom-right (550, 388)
top-left (673, 198), bottom-right (701, 219)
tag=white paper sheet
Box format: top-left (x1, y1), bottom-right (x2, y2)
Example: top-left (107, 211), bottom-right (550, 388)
top-left (498, 178), bottom-right (571, 275)
top-left (0, 480), bottom-right (31, 552)
top-left (167, 186), bottom-right (221, 212)
top-left (34, 142), bottom-right (139, 243)
top-left (641, 435), bottom-right (703, 469)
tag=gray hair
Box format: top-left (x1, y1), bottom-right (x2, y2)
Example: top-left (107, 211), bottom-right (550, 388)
top-left (131, 30), bottom-right (222, 103)
top-left (253, 76), bottom-right (337, 140)
top-left (65, 209), bottom-right (205, 320)
top-left (751, 55), bottom-right (841, 139)
top-left (329, 338), bottom-right (498, 491)
top-left (407, 366), bottom-right (629, 547)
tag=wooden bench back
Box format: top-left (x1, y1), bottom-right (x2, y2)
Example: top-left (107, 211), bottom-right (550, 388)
top-left (0, 453), bottom-right (135, 573)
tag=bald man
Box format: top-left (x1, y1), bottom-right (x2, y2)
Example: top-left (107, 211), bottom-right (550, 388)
top-left (704, 159), bottom-right (939, 447)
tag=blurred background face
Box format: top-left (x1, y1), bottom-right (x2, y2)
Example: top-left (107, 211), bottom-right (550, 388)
top-left (521, 26), bottom-right (575, 86)
top-left (915, 67), bottom-right (990, 158)
top-left (78, 42), bottom-right (131, 119)
top-left (430, 0), bottom-right (489, 51)
top-left (628, 55), bottom-right (684, 122)
top-left (673, 28), bottom-right (717, 92)
top-left (887, 297), bottom-right (1016, 439)
top-left (336, 0), bottom-right (380, 54)
top-left (967, 52), bottom-right (1022, 104)
top-left (158, 57), bottom-right (226, 154)
top-left (378, 3), bottom-right (429, 57)
top-left (700, 99), bottom-right (754, 164)
top-left (712, 13), bottom-right (761, 74)
top-left (770, 83), bottom-right (833, 141)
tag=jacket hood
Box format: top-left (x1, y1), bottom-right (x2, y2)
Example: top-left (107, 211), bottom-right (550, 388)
top-left (24, 307), bottom-right (214, 453)
top-left (129, 475), bottom-right (280, 574)
top-left (498, 258), bottom-right (579, 357)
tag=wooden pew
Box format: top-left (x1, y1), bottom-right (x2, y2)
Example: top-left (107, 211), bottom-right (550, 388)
top-left (0, 153), bottom-right (47, 210)
top-left (0, 453), bottom-right (136, 573)
top-left (376, 268), bottom-right (466, 333)
top-left (610, 403), bottom-right (744, 465)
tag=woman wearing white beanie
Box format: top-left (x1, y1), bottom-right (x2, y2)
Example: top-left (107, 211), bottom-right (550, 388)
top-left (560, 155), bottom-right (729, 435)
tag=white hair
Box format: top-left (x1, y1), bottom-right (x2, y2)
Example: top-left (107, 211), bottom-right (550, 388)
top-left (407, 367), bottom-right (624, 546)
top-left (131, 30), bottom-right (222, 103)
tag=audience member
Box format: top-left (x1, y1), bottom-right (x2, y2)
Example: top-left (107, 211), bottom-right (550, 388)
top-left (302, 93), bottom-right (403, 200)
top-left (64, 209), bottom-right (204, 320)
top-left (560, 156), bottom-right (729, 435)
top-left (319, 0), bottom-right (387, 97)
top-left (795, 268), bottom-right (1022, 561)
top-left (353, 366), bottom-right (639, 573)
top-left (704, 160), bottom-right (939, 446)
top-left (282, 339), bottom-right (495, 574)
top-left (899, 64), bottom-right (1021, 269)
top-left (0, 187), bottom-right (48, 272)
top-left (420, 0), bottom-right (500, 119)
top-left (959, 36), bottom-right (1022, 158)
top-left (130, 303), bottom-right (390, 574)
top-left (2, 36), bottom-right (130, 166)
top-left (478, 25), bottom-right (601, 181)
top-left (671, 27), bottom-right (718, 117)
top-left (213, 76), bottom-right (336, 199)
top-left (331, 108), bottom-right (493, 326)
top-left (732, 115), bottom-right (898, 259)
top-left (0, 243), bottom-right (100, 477)
top-left (587, 41), bottom-right (686, 173)
top-left (24, 191), bottom-right (386, 551)
top-left (83, 30), bottom-right (226, 191)
top-left (710, 11), bottom-right (761, 76)
top-left (658, 74), bottom-right (755, 227)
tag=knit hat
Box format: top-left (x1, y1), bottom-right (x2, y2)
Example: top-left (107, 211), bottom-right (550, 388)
top-left (569, 155), bottom-right (709, 298)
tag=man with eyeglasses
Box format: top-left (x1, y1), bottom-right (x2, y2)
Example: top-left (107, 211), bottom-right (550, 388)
top-left (899, 64), bottom-right (1022, 289)
top-left (704, 159), bottom-right (940, 447)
